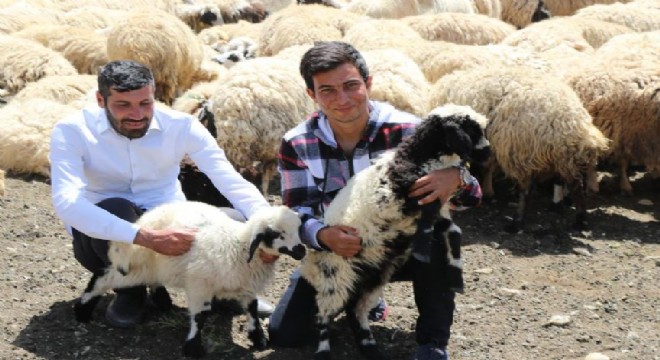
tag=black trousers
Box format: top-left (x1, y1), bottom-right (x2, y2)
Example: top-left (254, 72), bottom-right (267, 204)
top-left (72, 197), bottom-right (143, 276)
top-left (268, 238), bottom-right (456, 348)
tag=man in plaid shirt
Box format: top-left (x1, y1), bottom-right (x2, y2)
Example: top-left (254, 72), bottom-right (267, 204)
top-left (268, 41), bottom-right (481, 360)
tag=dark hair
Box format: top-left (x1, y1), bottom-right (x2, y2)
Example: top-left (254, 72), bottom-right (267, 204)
top-left (97, 60), bottom-right (155, 99)
top-left (299, 41), bottom-right (369, 91)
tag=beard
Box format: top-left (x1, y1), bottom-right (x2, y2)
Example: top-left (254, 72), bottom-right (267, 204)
top-left (106, 108), bottom-right (151, 139)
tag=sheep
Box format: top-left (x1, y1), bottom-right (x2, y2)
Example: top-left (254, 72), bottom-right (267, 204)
top-left (401, 12), bottom-right (516, 45)
top-left (361, 48), bottom-right (431, 117)
top-left (13, 24), bottom-right (109, 75)
top-left (198, 20), bottom-right (264, 49)
top-left (258, 3), bottom-right (363, 56)
top-left (429, 66), bottom-right (610, 232)
top-left (342, 17), bottom-right (427, 53)
top-left (59, 6), bottom-right (128, 30)
top-left (0, 98), bottom-right (79, 178)
top-left (593, 31), bottom-right (660, 70)
top-left (106, 8), bottom-right (210, 105)
top-left (175, 2), bottom-right (224, 33)
top-left (0, 34), bottom-right (78, 95)
top-left (0, 1), bottom-right (64, 34)
top-left (543, 0), bottom-right (633, 16)
top-left (565, 65), bottom-right (660, 195)
top-left (209, 56), bottom-right (316, 195)
top-left (300, 104), bottom-right (490, 360)
top-left (204, 0), bottom-right (270, 24)
top-left (12, 74), bottom-right (96, 105)
top-left (344, 0), bottom-right (476, 18)
top-left (573, 2), bottom-right (660, 32)
top-left (73, 202), bottom-right (306, 357)
top-left (499, 0), bottom-right (550, 29)
top-left (53, 0), bottom-right (178, 13)
top-left (471, 0), bottom-right (502, 18)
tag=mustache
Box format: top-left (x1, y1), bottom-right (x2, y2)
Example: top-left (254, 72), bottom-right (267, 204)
top-left (120, 117), bottom-right (149, 123)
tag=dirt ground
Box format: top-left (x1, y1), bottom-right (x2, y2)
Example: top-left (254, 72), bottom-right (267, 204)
top-left (1, 170), bottom-right (658, 360)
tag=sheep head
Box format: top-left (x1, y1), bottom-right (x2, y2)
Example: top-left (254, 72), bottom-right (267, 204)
top-left (247, 206), bottom-right (306, 262)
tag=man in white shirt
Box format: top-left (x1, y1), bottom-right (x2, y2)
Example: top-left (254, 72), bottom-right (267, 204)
top-left (50, 60), bottom-right (274, 328)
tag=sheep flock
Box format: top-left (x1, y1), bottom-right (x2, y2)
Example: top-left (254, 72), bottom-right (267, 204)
top-left (0, 0), bottom-right (658, 357)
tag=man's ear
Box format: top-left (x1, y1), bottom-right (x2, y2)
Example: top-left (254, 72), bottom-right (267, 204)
top-left (95, 91), bottom-right (105, 108)
top-left (365, 75), bottom-right (373, 92)
top-left (306, 87), bottom-right (316, 101)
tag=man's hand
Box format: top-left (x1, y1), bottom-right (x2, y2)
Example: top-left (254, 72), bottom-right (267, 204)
top-left (317, 225), bottom-right (361, 258)
top-left (133, 228), bottom-right (196, 256)
top-left (409, 168), bottom-right (462, 205)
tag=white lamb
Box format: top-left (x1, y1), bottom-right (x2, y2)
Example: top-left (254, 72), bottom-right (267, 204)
top-left (300, 104), bottom-right (490, 360)
top-left (73, 202), bottom-right (306, 358)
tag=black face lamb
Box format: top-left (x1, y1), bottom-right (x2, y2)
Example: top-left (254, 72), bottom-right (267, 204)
top-left (300, 104), bottom-right (490, 360)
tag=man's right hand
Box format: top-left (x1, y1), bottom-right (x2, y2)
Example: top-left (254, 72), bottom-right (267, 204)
top-left (133, 228), bottom-right (196, 256)
top-left (317, 225), bottom-right (362, 258)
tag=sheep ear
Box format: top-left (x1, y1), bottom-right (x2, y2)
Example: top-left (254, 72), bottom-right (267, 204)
top-left (444, 123), bottom-right (472, 158)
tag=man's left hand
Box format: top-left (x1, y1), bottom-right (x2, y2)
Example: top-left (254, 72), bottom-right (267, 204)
top-left (409, 168), bottom-right (461, 205)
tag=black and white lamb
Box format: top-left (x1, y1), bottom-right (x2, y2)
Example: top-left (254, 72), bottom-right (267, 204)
top-left (73, 202), bottom-right (306, 358)
top-left (299, 104), bottom-right (491, 360)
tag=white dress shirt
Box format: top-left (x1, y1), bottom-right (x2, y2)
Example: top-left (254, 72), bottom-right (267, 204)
top-left (50, 105), bottom-right (269, 243)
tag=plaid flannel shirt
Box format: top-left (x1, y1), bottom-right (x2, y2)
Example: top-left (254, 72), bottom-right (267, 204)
top-left (277, 101), bottom-right (481, 250)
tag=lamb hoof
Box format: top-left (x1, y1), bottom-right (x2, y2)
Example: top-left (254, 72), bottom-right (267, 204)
top-left (250, 335), bottom-right (268, 351)
top-left (150, 286), bottom-right (173, 312)
top-left (314, 351), bottom-right (332, 360)
top-left (182, 338), bottom-right (206, 358)
top-left (74, 298), bottom-right (98, 323)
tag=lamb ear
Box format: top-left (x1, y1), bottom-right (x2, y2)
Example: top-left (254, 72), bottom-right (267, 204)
top-left (247, 232), bottom-right (263, 263)
top-left (444, 123), bottom-right (472, 159)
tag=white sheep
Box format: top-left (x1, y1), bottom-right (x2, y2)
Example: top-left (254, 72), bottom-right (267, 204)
top-left (59, 6), bottom-right (128, 30)
top-left (73, 202), bottom-right (306, 358)
top-left (258, 3), bottom-right (363, 56)
top-left (566, 65), bottom-right (660, 195)
top-left (0, 1), bottom-right (64, 34)
top-left (106, 8), bottom-right (211, 105)
top-left (573, 2), bottom-right (660, 32)
top-left (0, 98), bottom-right (79, 177)
top-left (0, 34), bottom-right (78, 95)
top-left (12, 74), bottom-right (96, 105)
top-left (13, 24), bottom-right (109, 75)
top-left (209, 56), bottom-right (316, 195)
top-left (402, 12), bottom-right (516, 45)
top-left (300, 104), bottom-right (490, 360)
top-left (429, 66), bottom-right (610, 232)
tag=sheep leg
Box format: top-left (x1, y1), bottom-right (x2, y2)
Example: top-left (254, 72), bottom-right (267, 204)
top-left (183, 293), bottom-right (214, 358)
top-left (347, 291), bottom-right (387, 360)
top-left (618, 159), bottom-right (633, 195)
top-left (74, 273), bottom-right (103, 322)
top-left (585, 165), bottom-right (600, 194)
top-left (505, 182), bottom-right (531, 233)
top-left (244, 298), bottom-right (267, 349)
top-left (314, 313), bottom-right (334, 360)
top-left (481, 159), bottom-right (497, 198)
top-left (569, 180), bottom-right (588, 230)
top-left (150, 286), bottom-right (173, 312)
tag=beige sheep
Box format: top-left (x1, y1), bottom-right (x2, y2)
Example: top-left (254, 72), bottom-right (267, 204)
top-left (402, 12), bottom-right (515, 45)
top-left (14, 24), bottom-right (109, 75)
top-left (501, 16), bottom-right (632, 52)
top-left (429, 66), bottom-right (609, 231)
top-left (362, 48), bottom-right (430, 117)
top-left (198, 20), bottom-right (264, 49)
top-left (472, 0), bottom-right (502, 18)
top-left (0, 98), bottom-right (78, 177)
top-left (0, 2), bottom-right (64, 34)
top-left (594, 31), bottom-right (660, 69)
top-left (342, 17), bottom-right (426, 53)
top-left (0, 34), bottom-right (78, 95)
top-left (543, 0), bottom-right (633, 16)
top-left (210, 57), bottom-right (316, 194)
top-left (573, 2), bottom-right (660, 32)
top-left (566, 65), bottom-right (660, 195)
top-left (258, 3), bottom-right (363, 56)
top-left (499, 0), bottom-right (548, 28)
top-left (53, 0), bottom-right (178, 12)
top-left (59, 6), bottom-right (128, 29)
top-left (106, 9), bottom-right (209, 105)
top-left (12, 74), bottom-right (96, 105)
